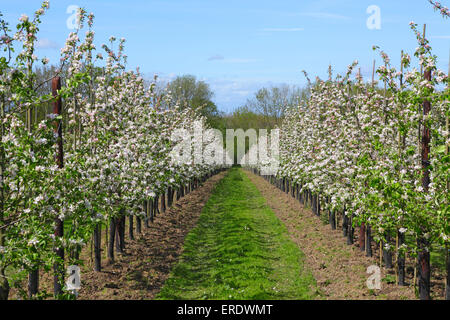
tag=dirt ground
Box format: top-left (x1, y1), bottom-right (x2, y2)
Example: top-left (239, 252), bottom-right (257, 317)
top-left (243, 170), bottom-right (421, 300)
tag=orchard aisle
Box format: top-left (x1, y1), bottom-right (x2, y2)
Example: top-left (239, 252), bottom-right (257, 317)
top-left (243, 170), bottom-right (417, 300)
top-left (156, 168), bottom-right (317, 300)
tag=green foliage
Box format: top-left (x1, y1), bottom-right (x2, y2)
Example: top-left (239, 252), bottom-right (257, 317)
top-left (166, 74), bottom-right (219, 125)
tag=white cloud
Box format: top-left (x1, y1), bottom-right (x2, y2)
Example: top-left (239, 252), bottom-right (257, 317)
top-left (208, 54), bottom-right (225, 61)
top-left (431, 35), bottom-right (450, 39)
top-left (36, 38), bottom-right (59, 49)
top-left (294, 12), bottom-right (350, 20)
top-left (223, 58), bottom-right (262, 64)
top-left (261, 28), bottom-right (304, 32)
top-left (208, 56), bottom-right (262, 64)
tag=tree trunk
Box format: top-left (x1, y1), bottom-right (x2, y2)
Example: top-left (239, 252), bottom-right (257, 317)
top-left (149, 199), bottom-right (154, 223)
top-left (383, 235), bottom-right (393, 268)
top-left (161, 192), bottom-right (166, 213)
top-left (128, 216), bottom-right (134, 240)
top-left (417, 236), bottom-right (431, 300)
top-left (359, 223), bottom-right (366, 251)
top-left (329, 210), bottom-right (336, 230)
top-left (342, 213), bottom-right (348, 237)
top-left (53, 217), bottom-right (64, 297)
top-left (0, 268), bottom-right (9, 300)
top-left (366, 226), bottom-right (373, 257)
top-left (397, 231), bottom-right (405, 286)
top-left (154, 197), bottom-right (159, 216)
top-left (446, 246), bottom-right (450, 300)
top-left (347, 215), bottom-right (354, 245)
top-left (145, 200), bottom-right (150, 228)
top-left (115, 220), bottom-right (121, 253)
top-left (136, 216), bottom-right (142, 234)
top-left (115, 216), bottom-right (125, 254)
top-left (108, 217), bottom-right (116, 264)
top-left (168, 187), bottom-right (173, 207)
top-left (94, 224), bottom-right (101, 272)
top-left (120, 216), bottom-right (126, 251)
top-left (28, 268), bottom-right (39, 298)
top-left (52, 77), bottom-right (64, 298)
top-left (316, 195), bottom-right (320, 216)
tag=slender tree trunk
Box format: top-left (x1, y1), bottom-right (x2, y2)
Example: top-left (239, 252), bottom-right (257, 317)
top-left (149, 199), bottom-right (154, 223)
top-left (53, 217), bottom-right (64, 297)
top-left (316, 195), bottom-right (321, 216)
top-left (329, 210), bottom-right (336, 230)
top-left (446, 246), bottom-right (450, 300)
top-left (347, 214), bottom-right (354, 245)
top-left (108, 217), bottom-right (116, 264)
top-left (154, 197), bottom-right (159, 216)
top-left (359, 223), bottom-right (366, 251)
top-left (366, 225), bottom-right (373, 257)
top-left (342, 213), bottom-right (349, 237)
top-left (52, 77), bottom-right (64, 298)
top-left (94, 224), bottom-right (101, 272)
top-left (299, 186), bottom-right (303, 204)
top-left (417, 237), bottom-right (431, 300)
top-left (398, 231), bottom-right (405, 286)
top-left (418, 67), bottom-right (431, 300)
top-left (145, 200), bottom-right (150, 228)
top-left (168, 187), bottom-right (173, 207)
top-left (115, 215), bottom-right (125, 254)
top-left (28, 268), bottom-right (39, 298)
top-left (120, 215), bottom-right (126, 251)
top-left (383, 235), bottom-right (393, 268)
top-left (115, 220), bottom-right (121, 253)
top-left (128, 216), bottom-right (134, 240)
top-left (161, 192), bottom-right (166, 213)
top-left (0, 267), bottom-right (8, 300)
top-left (0, 101), bottom-right (9, 300)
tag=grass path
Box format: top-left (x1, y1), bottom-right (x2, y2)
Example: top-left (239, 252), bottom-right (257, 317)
top-left (156, 168), bottom-right (317, 300)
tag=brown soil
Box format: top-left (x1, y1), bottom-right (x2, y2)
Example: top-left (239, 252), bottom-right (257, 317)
top-left (9, 171), bottom-right (227, 300)
top-left (243, 170), bottom-right (421, 300)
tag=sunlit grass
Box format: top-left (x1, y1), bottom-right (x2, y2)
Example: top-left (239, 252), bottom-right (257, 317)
top-left (156, 168), bottom-right (316, 300)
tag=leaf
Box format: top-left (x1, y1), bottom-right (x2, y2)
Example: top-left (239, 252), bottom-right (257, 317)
top-left (435, 145), bottom-right (446, 154)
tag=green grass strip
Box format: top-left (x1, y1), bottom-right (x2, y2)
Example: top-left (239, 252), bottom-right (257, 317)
top-left (156, 168), bottom-right (317, 300)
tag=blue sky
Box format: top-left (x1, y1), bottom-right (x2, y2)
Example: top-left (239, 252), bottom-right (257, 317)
top-left (1, 0), bottom-right (449, 112)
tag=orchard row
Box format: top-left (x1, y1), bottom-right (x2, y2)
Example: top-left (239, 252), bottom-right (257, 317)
top-left (0, 2), bottom-right (226, 299)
